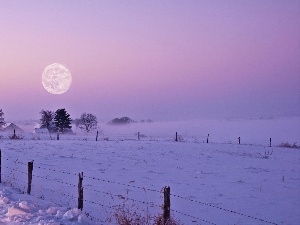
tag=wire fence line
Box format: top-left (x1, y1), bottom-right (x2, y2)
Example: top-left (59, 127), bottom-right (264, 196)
top-left (0, 149), bottom-right (279, 225)
top-left (170, 194), bottom-right (278, 225)
top-left (0, 128), bottom-right (278, 148)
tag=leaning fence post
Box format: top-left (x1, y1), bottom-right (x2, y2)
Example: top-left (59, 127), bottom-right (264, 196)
top-left (238, 137), bottom-right (241, 145)
top-left (163, 186), bottom-right (170, 224)
top-left (270, 138), bottom-right (272, 147)
top-left (27, 161), bottom-right (33, 194)
top-left (175, 132), bottom-right (178, 142)
top-left (0, 149), bottom-right (2, 183)
top-left (78, 172), bottom-right (83, 210)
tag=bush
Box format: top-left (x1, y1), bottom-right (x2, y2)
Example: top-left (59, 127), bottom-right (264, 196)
top-left (278, 142), bottom-right (300, 149)
top-left (8, 134), bottom-right (24, 139)
top-left (113, 203), bottom-right (182, 225)
top-left (108, 117), bottom-right (137, 125)
top-left (154, 215), bottom-right (183, 225)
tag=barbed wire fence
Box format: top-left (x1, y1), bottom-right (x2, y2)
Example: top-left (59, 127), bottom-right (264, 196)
top-left (0, 149), bottom-right (279, 225)
top-left (0, 127), bottom-right (279, 148)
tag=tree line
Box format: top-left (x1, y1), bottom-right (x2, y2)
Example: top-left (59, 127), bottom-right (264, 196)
top-left (39, 109), bottom-right (97, 133)
top-left (1, 108), bottom-right (152, 133)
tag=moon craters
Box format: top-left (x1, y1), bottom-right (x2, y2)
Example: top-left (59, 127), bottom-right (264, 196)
top-left (42, 63), bottom-right (72, 94)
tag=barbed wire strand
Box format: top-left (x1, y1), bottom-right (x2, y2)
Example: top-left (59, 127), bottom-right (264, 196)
top-left (84, 211), bottom-right (106, 225)
top-left (84, 186), bottom-right (161, 208)
top-left (35, 165), bottom-right (77, 176)
top-left (32, 174), bottom-right (76, 187)
top-left (4, 158), bottom-right (28, 166)
top-left (2, 165), bottom-right (27, 175)
top-left (171, 209), bottom-right (216, 225)
top-left (171, 194), bottom-right (278, 225)
top-left (34, 186), bottom-right (77, 208)
top-left (84, 175), bottom-right (161, 194)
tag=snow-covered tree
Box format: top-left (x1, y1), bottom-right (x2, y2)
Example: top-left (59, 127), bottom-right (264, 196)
top-left (78, 113), bottom-right (98, 132)
top-left (54, 109), bottom-right (72, 133)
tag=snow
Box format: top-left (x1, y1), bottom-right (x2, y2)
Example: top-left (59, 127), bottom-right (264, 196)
top-left (0, 184), bottom-right (92, 225)
top-left (0, 117), bottom-right (299, 224)
top-left (1, 123), bottom-right (12, 130)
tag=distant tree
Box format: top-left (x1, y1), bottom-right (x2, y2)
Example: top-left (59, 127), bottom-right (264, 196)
top-left (140, 119), bottom-right (153, 123)
top-left (0, 109), bottom-right (4, 123)
top-left (0, 109), bottom-right (4, 131)
top-left (108, 117), bottom-right (136, 125)
top-left (54, 108), bottom-right (72, 133)
top-left (72, 118), bottom-right (81, 128)
top-left (39, 110), bottom-right (54, 131)
top-left (78, 113), bottom-right (98, 132)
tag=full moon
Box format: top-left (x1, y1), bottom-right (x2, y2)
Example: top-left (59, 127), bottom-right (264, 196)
top-left (42, 63), bottom-right (72, 94)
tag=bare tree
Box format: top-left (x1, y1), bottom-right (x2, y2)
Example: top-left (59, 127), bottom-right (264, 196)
top-left (39, 110), bottom-right (54, 131)
top-left (78, 113), bottom-right (98, 132)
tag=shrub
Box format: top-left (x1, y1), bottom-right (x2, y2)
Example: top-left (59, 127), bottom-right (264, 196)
top-left (8, 134), bottom-right (24, 139)
top-left (259, 151), bottom-right (273, 159)
top-left (113, 203), bottom-right (182, 225)
top-left (278, 142), bottom-right (300, 149)
top-left (113, 203), bottom-right (152, 225)
top-left (154, 215), bottom-right (183, 225)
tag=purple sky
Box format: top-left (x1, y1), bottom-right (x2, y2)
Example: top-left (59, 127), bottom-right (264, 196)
top-left (1, 1), bottom-right (299, 122)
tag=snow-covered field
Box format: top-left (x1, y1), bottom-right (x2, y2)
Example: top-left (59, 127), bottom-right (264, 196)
top-left (0, 117), bottom-right (299, 225)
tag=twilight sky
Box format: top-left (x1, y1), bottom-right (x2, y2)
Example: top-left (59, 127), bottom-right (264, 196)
top-left (1, 1), bottom-right (299, 122)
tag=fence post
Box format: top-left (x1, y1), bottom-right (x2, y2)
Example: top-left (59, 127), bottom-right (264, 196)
top-left (27, 161), bottom-right (33, 194)
top-left (0, 149), bottom-right (1, 183)
top-left (57, 132), bottom-right (59, 140)
top-left (238, 137), bottom-right (241, 145)
top-left (207, 134), bottom-right (209, 143)
top-left (96, 131), bottom-right (99, 141)
top-left (78, 172), bottom-right (83, 210)
top-left (138, 132), bottom-right (140, 141)
top-left (175, 132), bottom-right (178, 142)
top-left (270, 138), bottom-right (272, 147)
top-left (163, 186), bottom-right (170, 224)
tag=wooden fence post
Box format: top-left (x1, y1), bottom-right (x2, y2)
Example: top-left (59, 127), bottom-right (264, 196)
top-left (138, 132), bottom-right (140, 141)
top-left (96, 131), bottom-right (99, 141)
top-left (163, 186), bottom-right (170, 224)
top-left (78, 172), bottom-right (83, 210)
top-left (27, 161), bottom-right (33, 194)
top-left (238, 137), bottom-right (241, 145)
top-left (0, 149), bottom-right (1, 183)
top-left (207, 134), bottom-right (209, 143)
top-left (175, 132), bottom-right (178, 142)
top-left (270, 138), bottom-right (272, 147)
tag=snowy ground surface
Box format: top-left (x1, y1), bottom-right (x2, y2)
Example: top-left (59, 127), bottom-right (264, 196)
top-left (0, 117), bottom-right (299, 225)
top-left (0, 183), bottom-right (90, 225)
